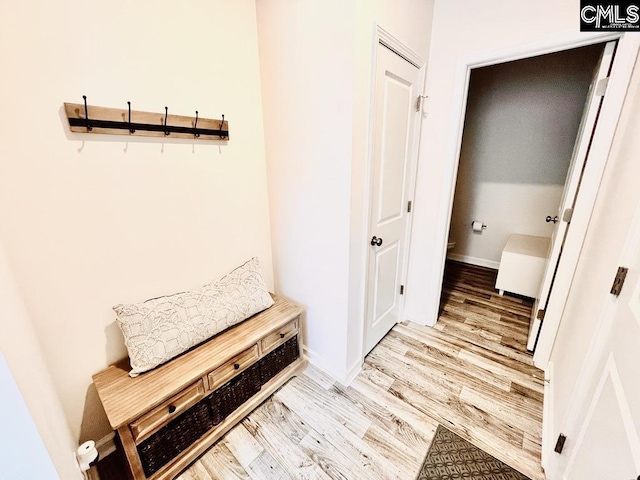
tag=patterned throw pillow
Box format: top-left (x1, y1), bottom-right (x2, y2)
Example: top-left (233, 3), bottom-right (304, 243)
top-left (114, 257), bottom-right (274, 377)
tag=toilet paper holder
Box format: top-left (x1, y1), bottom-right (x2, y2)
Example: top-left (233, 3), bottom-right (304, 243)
top-left (471, 221), bottom-right (487, 232)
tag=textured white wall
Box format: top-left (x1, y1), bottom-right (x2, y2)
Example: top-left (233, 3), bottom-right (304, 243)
top-left (0, 0), bottom-right (273, 444)
top-left (449, 46), bottom-right (602, 266)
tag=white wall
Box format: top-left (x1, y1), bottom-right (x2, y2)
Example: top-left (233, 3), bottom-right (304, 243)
top-left (0, 353), bottom-right (60, 480)
top-left (257, 0), bottom-right (434, 383)
top-left (0, 242), bottom-right (81, 480)
top-left (0, 0), bottom-right (273, 444)
top-left (348, 0), bottom-right (434, 379)
top-left (449, 46), bottom-right (602, 267)
top-left (256, 0), bottom-right (355, 381)
top-left (404, 0), bottom-right (600, 325)
top-left (546, 49), bottom-right (640, 474)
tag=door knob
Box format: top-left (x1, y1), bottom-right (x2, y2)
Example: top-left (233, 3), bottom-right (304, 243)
top-left (546, 215), bottom-right (559, 223)
top-left (370, 236), bottom-right (383, 246)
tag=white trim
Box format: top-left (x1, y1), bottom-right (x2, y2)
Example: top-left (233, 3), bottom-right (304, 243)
top-left (563, 354), bottom-right (640, 478)
top-left (359, 26), bottom-right (380, 372)
top-left (446, 253), bottom-right (500, 270)
top-left (404, 309), bottom-right (431, 327)
top-left (353, 23), bottom-right (382, 389)
top-left (629, 263), bottom-right (640, 329)
top-left (544, 279), bottom-right (618, 478)
top-left (376, 26), bottom-right (425, 68)
top-left (533, 33), bottom-right (640, 368)
top-left (361, 25), bottom-right (427, 359)
top-left (430, 31), bottom-right (628, 329)
top-left (399, 65), bottom-right (427, 325)
top-left (541, 361), bottom-right (554, 472)
top-left (303, 345), bottom-right (361, 386)
top-left (427, 30), bottom-right (640, 371)
top-left (609, 357), bottom-right (640, 471)
top-left (547, 198), bottom-right (640, 478)
top-left (343, 359), bottom-right (363, 386)
top-left (460, 30), bottom-right (621, 70)
top-left (303, 345), bottom-right (344, 385)
top-left (529, 39), bottom-right (616, 356)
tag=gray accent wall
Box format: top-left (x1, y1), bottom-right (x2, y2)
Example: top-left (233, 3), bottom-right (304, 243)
top-left (449, 43), bottom-right (604, 267)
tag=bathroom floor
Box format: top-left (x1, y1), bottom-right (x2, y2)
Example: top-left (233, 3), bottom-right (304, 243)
top-left (439, 259), bottom-right (536, 365)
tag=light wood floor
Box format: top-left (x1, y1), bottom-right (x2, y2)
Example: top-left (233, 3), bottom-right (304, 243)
top-left (98, 261), bottom-right (546, 480)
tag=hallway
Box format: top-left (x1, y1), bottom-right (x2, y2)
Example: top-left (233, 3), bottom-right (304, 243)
top-left (94, 261), bottom-right (545, 480)
top-left (178, 261), bottom-right (544, 479)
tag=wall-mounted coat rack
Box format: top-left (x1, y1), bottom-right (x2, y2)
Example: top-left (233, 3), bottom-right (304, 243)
top-left (64, 96), bottom-right (229, 140)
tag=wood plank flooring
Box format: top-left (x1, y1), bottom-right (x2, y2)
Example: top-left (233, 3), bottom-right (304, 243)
top-left (95, 261), bottom-right (545, 480)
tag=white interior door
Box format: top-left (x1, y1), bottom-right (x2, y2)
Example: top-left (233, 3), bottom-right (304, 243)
top-left (557, 202), bottom-right (640, 480)
top-left (527, 41), bottom-right (616, 351)
top-left (364, 44), bottom-right (420, 354)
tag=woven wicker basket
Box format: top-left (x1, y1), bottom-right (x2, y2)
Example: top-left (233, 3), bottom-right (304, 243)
top-left (259, 336), bottom-right (299, 385)
top-left (137, 401), bottom-right (214, 477)
top-left (136, 335), bottom-right (300, 478)
top-left (208, 362), bottom-right (261, 426)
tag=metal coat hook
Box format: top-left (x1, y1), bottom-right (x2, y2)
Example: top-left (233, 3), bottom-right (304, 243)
top-left (127, 101), bottom-right (135, 134)
top-left (65, 99), bottom-right (230, 140)
top-left (83, 95), bottom-right (92, 132)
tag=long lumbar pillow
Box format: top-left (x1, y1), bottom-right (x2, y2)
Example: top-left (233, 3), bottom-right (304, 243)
top-left (114, 257), bottom-right (274, 377)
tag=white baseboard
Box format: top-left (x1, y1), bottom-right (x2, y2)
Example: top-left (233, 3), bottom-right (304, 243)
top-left (447, 253), bottom-right (500, 270)
top-left (404, 309), bottom-right (436, 327)
top-left (303, 345), bottom-right (363, 386)
top-left (343, 359), bottom-right (362, 386)
top-left (95, 432), bottom-right (116, 459)
top-left (303, 345), bottom-right (345, 384)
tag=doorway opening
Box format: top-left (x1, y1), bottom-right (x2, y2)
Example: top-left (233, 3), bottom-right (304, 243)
top-left (439, 42), bottom-right (607, 359)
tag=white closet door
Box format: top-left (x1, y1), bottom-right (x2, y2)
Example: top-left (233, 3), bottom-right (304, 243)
top-left (364, 44), bottom-right (421, 355)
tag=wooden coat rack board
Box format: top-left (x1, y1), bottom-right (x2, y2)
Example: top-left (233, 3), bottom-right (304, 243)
top-left (64, 96), bottom-right (229, 140)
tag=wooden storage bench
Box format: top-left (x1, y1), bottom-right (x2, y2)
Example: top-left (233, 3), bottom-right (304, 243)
top-left (93, 295), bottom-right (305, 480)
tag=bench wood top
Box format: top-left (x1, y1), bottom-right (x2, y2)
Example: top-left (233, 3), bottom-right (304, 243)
top-left (93, 295), bottom-right (303, 429)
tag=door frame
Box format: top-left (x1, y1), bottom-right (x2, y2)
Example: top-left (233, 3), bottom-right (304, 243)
top-left (360, 25), bottom-right (426, 362)
top-left (528, 39), bottom-right (617, 353)
top-left (432, 31), bottom-right (640, 369)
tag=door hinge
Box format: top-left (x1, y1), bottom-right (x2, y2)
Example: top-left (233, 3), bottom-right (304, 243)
top-left (554, 433), bottom-right (567, 454)
top-left (563, 208), bottom-right (573, 223)
top-left (416, 95), bottom-right (427, 112)
top-left (400, 285), bottom-right (404, 295)
top-left (610, 267), bottom-right (629, 296)
top-left (407, 201), bottom-right (412, 213)
top-left (596, 77), bottom-right (609, 97)
top-left (537, 309), bottom-right (545, 320)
